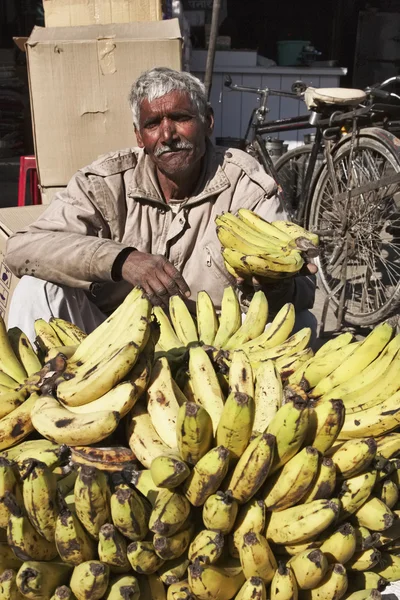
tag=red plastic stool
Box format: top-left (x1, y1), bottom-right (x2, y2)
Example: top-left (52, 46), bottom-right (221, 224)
top-left (18, 156), bottom-right (42, 207)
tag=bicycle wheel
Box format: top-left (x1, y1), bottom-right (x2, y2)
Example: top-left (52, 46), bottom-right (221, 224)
top-left (274, 145), bottom-right (324, 218)
top-left (309, 127), bottom-right (400, 327)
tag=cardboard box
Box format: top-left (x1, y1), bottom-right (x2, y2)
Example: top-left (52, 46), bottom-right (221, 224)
top-left (43, 0), bottom-right (162, 27)
top-left (26, 20), bottom-right (182, 187)
top-left (0, 206), bottom-right (47, 324)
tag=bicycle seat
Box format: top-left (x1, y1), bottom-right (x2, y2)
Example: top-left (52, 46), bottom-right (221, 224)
top-left (304, 87), bottom-right (367, 109)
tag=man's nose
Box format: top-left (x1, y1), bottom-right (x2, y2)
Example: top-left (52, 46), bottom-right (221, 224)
top-left (160, 118), bottom-right (177, 142)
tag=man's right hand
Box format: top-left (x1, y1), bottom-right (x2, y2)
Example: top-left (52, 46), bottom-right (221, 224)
top-left (121, 251), bottom-right (191, 307)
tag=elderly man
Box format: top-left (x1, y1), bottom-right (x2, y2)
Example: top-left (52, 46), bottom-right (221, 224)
top-left (5, 67), bottom-right (316, 341)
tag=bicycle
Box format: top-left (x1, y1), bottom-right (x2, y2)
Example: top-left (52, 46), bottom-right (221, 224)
top-left (224, 75), bottom-right (400, 329)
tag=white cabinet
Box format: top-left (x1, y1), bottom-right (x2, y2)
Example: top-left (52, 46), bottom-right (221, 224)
top-left (191, 55), bottom-right (347, 143)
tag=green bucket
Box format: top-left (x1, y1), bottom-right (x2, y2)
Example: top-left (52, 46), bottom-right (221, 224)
top-left (277, 40), bottom-right (310, 66)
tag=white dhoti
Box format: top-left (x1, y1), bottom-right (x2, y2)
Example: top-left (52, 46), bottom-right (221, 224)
top-left (8, 275), bottom-right (318, 346)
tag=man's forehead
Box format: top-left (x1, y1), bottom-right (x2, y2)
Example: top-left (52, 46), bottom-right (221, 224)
top-left (140, 90), bottom-right (195, 112)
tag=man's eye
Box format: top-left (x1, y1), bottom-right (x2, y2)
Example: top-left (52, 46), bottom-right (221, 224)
top-left (176, 115), bottom-right (191, 122)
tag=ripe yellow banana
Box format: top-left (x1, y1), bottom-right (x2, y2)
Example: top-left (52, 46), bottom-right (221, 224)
top-left (373, 516), bottom-right (400, 547)
top-left (247, 327), bottom-right (311, 365)
top-left (216, 391), bottom-right (255, 460)
top-left (176, 402), bottom-right (213, 465)
top-left (217, 223), bottom-right (293, 258)
top-left (153, 522), bottom-right (194, 560)
top-left (265, 498), bottom-right (340, 544)
top-left (223, 291), bottom-right (269, 350)
top-left (188, 346), bottom-right (224, 434)
top-left (70, 561), bottom-right (110, 600)
top-left (0, 392), bottom-right (38, 451)
top-left (202, 491), bottom-right (238, 534)
top-left (319, 523), bottom-right (357, 564)
top-left (261, 446), bottom-right (319, 511)
top-left (5, 491), bottom-right (58, 561)
top-left (34, 318), bottom-right (63, 355)
top-left (124, 468), bottom-right (161, 507)
top-left (291, 341), bottom-right (359, 389)
top-left (188, 529), bottom-right (224, 565)
top-left (139, 573), bottom-right (167, 600)
top-left (344, 591), bottom-right (382, 600)
top-left (183, 445), bottom-right (230, 506)
top-left (127, 540), bottom-right (165, 574)
top-left (288, 549), bottom-right (328, 590)
top-left (274, 347), bottom-right (314, 380)
top-left (0, 387), bottom-right (28, 421)
top-left (187, 559), bottom-right (245, 600)
top-left (196, 291), bottom-right (219, 346)
top-left (311, 321), bottom-right (393, 397)
top-left (239, 532), bottom-right (277, 584)
top-left (302, 457), bottom-right (336, 503)
top-left (70, 288), bottom-right (148, 365)
top-left (152, 306), bottom-right (186, 354)
top-left (49, 317), bottom-right (87, 345)
top-left (338, 470), bottom-right (377, 521)
top-left (340, 387), bottom-right (400, 439)
top-left (158, 554), bottom-right (190, 586)
top-left (0, 458), bottom-right (22, 528)
top-left (353, 496), bottom-right (394, 531)
top-left (252, 359), bottom-right (282, 432)
top-left (225, 432), bottom-right (275, 504)
top-left (224, 248), bottom-right (304, 277)
top-left (55, 506), bottom-right (96, 565)
top-left (166, 578), bottom-right (191, 600)
top-left (270, 564), bottom-right (298, 600)
top-left (149, 488), bottom-right (191, 536)
top-left (150, 455), bottom-right (190, 489)
top-left (74, 466), bottom-right (111, 540)
top-left (110, 481), bottom-right (148, 541)
top-left (347, 548), bottom-right (381, 571)
top-left (271, 219), bottom-right (319, 246)
top-left (235, 576), bottom-right (266, 600)
top-left (0, 370), bottom-right (18, 389)
top-left (305, 399), bottom-right (345, 454)
top-left (1, 439), bottom-right (64, 473)
top-left (16, 561), bottom-right (72, 599)
top-left (0, 316), bottom-right (27, 383)
top-left (169, 295), bottom-right (198, 346)
top-left (105, 575), bottom-right (140, 600)
top-left (69, 446), bottom-right (135, 474)
top-left (267, 397), bottom-right (309, 474)
top-left (217, 212), bottom-right (292, 250)
top-left (127, 402), bottom-right (171, 468)
top-left (301, 563), bottom-right (348, 600)
top-left (373, 552), bottom-right (400, 582)
top-left (64, 381), bottom-right (138, 418)
top-left (350, 572), bottom-right (387, 593)
top-left (22, 460), bottom-right (58, 542)
top-left (213, 286), bottom-right (241, 349)
top-left (237, 209), bottom-right (294, 242)
top-left (98, 523), bottom-right (130, 572)
top-left (0, 543), bottom-right (22, 573)
top-left (354, 527), bottom-right (375, 552)
top-left (57, 342), bottom-right (140, 407)
top-left (0, 569), bottom-right (25, 600)
top-left (228, 349), bottom-right (254, 396)
top-left (329, 438), bottom-right (377, 478)
top-left (7, 327), bottom-right (42, 377)
top-left (31, 395), bottom-right (119, 445)
top-left (321, 332), bottom-right (400, 402)
top-left (147, 357), bottom-right (186, 448)
top-left (376, 432), bottom-right (400, 459)
top-left (228, 499), bottom-right (265, 558)
top-left (241, 303), bottom-right (295, 353)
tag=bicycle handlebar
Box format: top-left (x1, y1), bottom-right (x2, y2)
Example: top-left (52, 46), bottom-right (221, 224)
top-left (224, 76), bottom-right (301, 100)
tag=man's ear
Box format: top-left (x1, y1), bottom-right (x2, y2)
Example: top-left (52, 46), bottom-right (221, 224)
top-left (205, 104), bottom-right (214, 137)
top-left (135, 126), bottom-right (144, 148)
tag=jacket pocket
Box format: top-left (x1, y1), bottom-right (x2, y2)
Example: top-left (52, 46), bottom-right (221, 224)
top-left (205, 245), bottom-right (234, 283)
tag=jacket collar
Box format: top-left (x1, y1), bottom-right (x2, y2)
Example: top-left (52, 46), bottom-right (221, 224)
top-left (126, 139), bottom-right (230, 206)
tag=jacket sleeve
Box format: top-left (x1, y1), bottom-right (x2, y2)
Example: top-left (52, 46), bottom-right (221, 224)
top-left (5, 171), bottom-right (131, 289)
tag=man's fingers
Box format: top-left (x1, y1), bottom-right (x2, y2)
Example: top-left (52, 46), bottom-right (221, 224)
top-left (163, 260), bottom-right (191, 297)
top-left (306, 262), bottom-right (318, 275)
top-left (251, 276), bottom-right (263, 291)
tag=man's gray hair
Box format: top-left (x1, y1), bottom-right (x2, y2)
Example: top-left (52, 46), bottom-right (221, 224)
top-left (129, 67), bottom-right (208, 129)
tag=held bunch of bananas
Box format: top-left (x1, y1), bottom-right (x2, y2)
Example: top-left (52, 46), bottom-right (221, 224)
top-left (215, 209), bottom-right (319, 280)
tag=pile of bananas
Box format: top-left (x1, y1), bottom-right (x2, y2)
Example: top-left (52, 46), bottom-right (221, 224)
top-left (1, 278), bottom-right (400, 599)
top-left (215, 209), bottom-right (319, 279)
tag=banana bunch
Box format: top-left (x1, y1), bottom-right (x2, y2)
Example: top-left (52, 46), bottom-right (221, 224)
top-left (215, 209), bottom-right (319, 280)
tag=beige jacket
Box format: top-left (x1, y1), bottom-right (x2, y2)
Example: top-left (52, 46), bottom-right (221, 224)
top-left (5, 143), bottom-right (315, 314)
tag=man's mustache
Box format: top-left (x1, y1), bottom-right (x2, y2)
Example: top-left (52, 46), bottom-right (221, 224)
top-left (154, 141), bottom-right (194, 157)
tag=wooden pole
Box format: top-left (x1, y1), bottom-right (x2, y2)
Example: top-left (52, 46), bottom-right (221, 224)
top-left (204, 0), bottom-right (222, 100)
